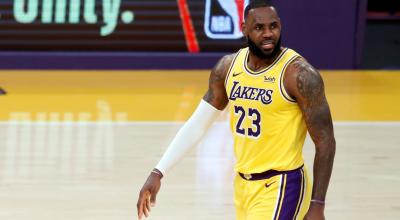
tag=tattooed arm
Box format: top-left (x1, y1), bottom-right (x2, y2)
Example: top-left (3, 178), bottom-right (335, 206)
top-left (203, 54), bottom-right (235, 109)
top-left (284, 57), bottom-right (336, 220)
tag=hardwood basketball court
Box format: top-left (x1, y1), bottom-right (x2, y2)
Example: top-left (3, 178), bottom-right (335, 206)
top-left (0, 70), bottom-right (399, 219)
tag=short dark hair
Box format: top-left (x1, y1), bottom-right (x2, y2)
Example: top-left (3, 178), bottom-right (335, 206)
top-left (244, 0), bottom-right (275, 19)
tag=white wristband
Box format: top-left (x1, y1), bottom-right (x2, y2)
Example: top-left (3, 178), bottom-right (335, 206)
top-left (155, 99), bottom-right (222, 176)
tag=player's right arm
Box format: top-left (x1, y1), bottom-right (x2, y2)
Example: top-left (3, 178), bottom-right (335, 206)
top-left (202, 54), bottom-right (234, 109)
top-left (136, 54), bottom-right (234, 220)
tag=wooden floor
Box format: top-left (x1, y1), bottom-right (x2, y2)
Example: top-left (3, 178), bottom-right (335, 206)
top-left (0, 70), bottom-right (400, 121)
top-left (0, 70), bottom-right (399, 219)
top-left (0, 121), bottom-right (399, 220)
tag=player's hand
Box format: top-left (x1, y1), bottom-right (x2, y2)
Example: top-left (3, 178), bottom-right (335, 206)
top-left (137, 171), bottom-right (162, 220)
top-left (304, 202), bottom-right (325, 220)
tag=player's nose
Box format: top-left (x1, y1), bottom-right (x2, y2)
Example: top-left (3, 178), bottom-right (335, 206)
top-left (262, 28), bottom-right (273, 38)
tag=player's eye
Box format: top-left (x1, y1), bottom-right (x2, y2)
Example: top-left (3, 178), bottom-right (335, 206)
top-left (255, 25), bottom-right (263, 30)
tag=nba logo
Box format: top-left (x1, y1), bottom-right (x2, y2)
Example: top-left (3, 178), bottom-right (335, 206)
top-left (204, 0), bottom-right (249, 39)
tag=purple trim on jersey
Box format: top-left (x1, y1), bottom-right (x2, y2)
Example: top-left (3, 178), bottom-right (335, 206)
top-left (279, 55), bottom-right (298, 103)
top-left (224, 49), bottom-right (242, 86)
top-left (243, 48), bottom-right (288, 75)
top-left (273, 174), bottom-right (286, 220)
top-left (293, 169), bottom-right (306, 219)
top-left (238, 165), bottom-right (303, 181)
top-left (277, 168), bottom-right (303, 220)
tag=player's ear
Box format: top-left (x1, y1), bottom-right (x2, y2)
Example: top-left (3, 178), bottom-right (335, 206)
top-left (277, 19), bottom-right (282, 30)
top-left (241, 22), bottom-right (247, 37)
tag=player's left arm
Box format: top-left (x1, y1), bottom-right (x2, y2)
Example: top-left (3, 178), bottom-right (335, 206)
top-left (285, 57), bottom-right (336, 219)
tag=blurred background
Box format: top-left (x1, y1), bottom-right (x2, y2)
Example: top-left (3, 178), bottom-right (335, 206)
top-left (0, 0), bottom-right (399, 220)
top-left (0, 0), bottom-right (398, 69)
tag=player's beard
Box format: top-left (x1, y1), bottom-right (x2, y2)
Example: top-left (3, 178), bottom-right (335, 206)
top-left (247, 36), bottom-right (282, 59)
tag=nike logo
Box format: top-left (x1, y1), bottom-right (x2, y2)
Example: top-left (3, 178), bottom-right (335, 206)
top-left (265, 181), bottom-right (276, 188)
top-left (232, 72), bottom-right (243, 77)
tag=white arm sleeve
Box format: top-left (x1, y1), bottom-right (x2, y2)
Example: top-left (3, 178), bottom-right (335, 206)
top-left (155, 99), bottom-right (222, 176)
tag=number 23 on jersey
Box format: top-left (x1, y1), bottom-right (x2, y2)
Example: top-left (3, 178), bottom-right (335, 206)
top-left (234, 105), bottom-right (261, 138)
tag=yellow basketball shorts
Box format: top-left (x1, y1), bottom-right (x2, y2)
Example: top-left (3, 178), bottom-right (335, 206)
top-left (234, 166), bottom-right (311, 220)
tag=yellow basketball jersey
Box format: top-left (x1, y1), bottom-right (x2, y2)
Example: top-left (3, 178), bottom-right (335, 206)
top-left (225, 47), bottom-right (307, 174)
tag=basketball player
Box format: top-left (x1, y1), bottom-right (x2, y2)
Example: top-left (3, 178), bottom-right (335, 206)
top-left (137, 1), bottom-right (335, 219)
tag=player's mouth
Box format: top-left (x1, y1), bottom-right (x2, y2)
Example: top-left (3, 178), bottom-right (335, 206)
top-left (261, 40), bottom-right (274, 50)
